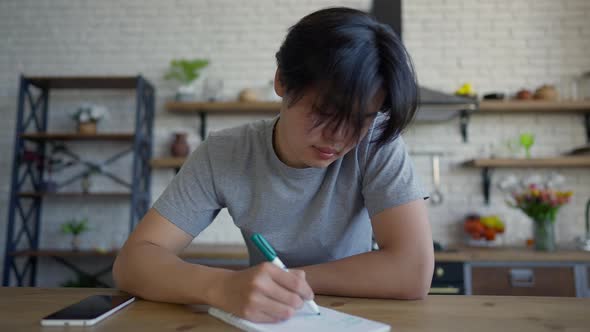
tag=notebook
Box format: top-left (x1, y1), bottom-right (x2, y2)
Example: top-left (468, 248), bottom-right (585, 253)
top-left (208, 305), bottom-right (391, 332)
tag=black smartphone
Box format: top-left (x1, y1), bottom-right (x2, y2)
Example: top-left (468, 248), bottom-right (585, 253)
top-left (40, 294), bottom-right (135, 326)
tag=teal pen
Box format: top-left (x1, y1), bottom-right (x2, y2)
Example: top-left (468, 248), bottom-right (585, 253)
top-left (251, 233), bottom-right (321, 315)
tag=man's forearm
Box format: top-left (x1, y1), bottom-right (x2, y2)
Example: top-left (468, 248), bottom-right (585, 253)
top-left (113, 242), bottom-right (231, 304)
top-left (301, 249), bottom-right (434, 299)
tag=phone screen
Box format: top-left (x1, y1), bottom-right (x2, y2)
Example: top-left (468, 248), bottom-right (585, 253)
top-left (43, 295), bottom-right (134, 321)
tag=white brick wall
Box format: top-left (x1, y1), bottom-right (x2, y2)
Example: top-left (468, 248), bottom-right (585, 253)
top-left (0, 0), bottom-right (589, 286)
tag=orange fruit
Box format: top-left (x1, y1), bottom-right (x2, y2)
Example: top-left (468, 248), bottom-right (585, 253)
top-left (484, 228), bottom-right (496, 241)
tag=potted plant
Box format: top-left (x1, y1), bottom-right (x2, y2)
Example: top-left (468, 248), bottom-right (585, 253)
top-left (507, 184), bottom-right (573, 251)
top-left (61, 218), bottom-right (90, 251)
top-left (164, 58), bottom-right (209, 101)
top-left (71, 103), bottom-right (108, 134)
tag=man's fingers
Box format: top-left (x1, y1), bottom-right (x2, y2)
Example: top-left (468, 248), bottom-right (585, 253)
top-left (258, 296), bottom-right (296, 322)
top-left (270, 267), bottom-right (314, 300)
top-left (260, 278), bottom-right (304, 309)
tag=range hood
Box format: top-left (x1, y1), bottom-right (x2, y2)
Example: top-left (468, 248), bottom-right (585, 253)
top-left (371, 0), bottom-right (478, 122)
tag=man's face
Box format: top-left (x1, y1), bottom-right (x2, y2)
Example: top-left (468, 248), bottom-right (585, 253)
top-left (275, 89), bottom-right (382, 169)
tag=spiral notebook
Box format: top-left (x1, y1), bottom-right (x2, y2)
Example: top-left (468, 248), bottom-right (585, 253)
top-left (208, 305), bottom-right (391, 332)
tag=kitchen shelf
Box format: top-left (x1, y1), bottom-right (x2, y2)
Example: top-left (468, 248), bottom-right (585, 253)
top-left (150, 157), bottom-right (186, 169)
top-left (166, 101), bottom-right (280, 140)
top-left (9, 249), bottom-right (118, 257)
top-left (477, 100), bottom-right (590, 143)
top-left (166, 101), bottom-right (281, 113)
top-left (17, 192), bottom-right (131, 198)
top-left (9, 244), bottom-right (248, 260)
top-left (166, 100), bottom-right (590, 144)
top-left (26, 76), bottom-right (140, 90)
top-left (463, 156), bottom-right (590, 204)
top-left (479, 100), bottom-right (590, 113)
top-left (464, 157), bottom-right (590, 168)
top-left (20, 133), bottom-right (135, 141)
top-left (166, 100), bottom-right (480, 142)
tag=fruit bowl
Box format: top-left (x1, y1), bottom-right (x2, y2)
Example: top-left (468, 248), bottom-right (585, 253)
top-left (463, 214), bottom-right (505, 247)
top-left (465, 234), bottom-right (504, 247)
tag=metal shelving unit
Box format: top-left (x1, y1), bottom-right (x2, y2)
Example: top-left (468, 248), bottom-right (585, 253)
top-left (2, 75), bottom-right (155, 286)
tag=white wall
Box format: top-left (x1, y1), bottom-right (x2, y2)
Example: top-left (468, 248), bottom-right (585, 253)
top-left (0, 0), bottom-right (589, 286)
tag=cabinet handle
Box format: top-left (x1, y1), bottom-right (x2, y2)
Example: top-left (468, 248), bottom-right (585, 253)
top-left (509, 268), bottom-right (535, 287)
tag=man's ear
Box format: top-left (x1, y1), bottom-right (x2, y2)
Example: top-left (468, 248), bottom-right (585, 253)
top-left (274, 69), bottom-right (285, 97)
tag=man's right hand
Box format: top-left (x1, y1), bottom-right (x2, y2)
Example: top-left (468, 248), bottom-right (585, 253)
top-left (207, 262), bottom-right (315, 323)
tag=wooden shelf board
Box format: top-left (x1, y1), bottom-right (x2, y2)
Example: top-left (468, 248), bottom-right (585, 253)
top-left (18, 192), bottom-right (131, 198)
top-left (479, 100), bottom-right (590, 113)
top-left (9, 245), bottom-right (249, 261)
top-left (12, 245), bottom-right (590, 263)
top-left (20, 132), bottom-right (135, 141)
top-left (180, 244), bottom-right (249, 260)
top-left (166, 101), bottom-right (281, 113)
top-left (25, 76), bottom-right (139, 90)
top-left (166, 100), bottom-right (590, 114)
top-left (437, 247), bottom-right (590, 262)
top-left (463, 156), bottom-right (590, 168)
top-left (151, 157), bottom-right (186, 168)
top-left (9, 249), bottom-right (118, 257)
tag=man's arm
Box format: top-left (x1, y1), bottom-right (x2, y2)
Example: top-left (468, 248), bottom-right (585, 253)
top-left (112, 208), bottom-right (229, 304)
top-left (113, 208), bottom-right (313, 323)
top-left (301, 199), bottom-right (434, 299)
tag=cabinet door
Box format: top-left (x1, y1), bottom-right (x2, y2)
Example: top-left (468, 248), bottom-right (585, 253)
top-left (471, 266), bottom-right (576, 297)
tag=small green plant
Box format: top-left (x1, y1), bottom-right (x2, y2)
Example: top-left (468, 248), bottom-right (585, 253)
top-left (61, 218), bottom-right (90, 236)
top-left (164, 58), bottom-right (209, 85)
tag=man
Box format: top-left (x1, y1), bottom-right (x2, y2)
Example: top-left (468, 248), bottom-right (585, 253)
top-left (114, 7), bottom-right (434, 323)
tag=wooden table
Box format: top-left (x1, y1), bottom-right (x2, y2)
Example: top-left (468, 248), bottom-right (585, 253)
top-left (1, 287), bottom-right (589, 332)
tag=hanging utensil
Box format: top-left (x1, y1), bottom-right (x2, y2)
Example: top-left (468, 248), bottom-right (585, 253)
top-left (430, 155), bottom-right (444, 205)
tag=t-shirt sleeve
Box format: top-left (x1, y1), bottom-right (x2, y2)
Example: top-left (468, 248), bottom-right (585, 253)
top-left (152, 139), bottom-right (223, 237)
top-left (361, 133), bottom-right (428, 218)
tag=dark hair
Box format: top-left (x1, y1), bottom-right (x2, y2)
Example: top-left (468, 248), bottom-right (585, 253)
top-left (275, 7), bottom-right (419, 147)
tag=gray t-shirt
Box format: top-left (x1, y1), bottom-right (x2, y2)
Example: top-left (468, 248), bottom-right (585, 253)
top-left (153, 115), bottom-right (427, 267)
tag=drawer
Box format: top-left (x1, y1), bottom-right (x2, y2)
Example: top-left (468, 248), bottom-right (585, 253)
top-left (471, 266), bottom-right (576, 297)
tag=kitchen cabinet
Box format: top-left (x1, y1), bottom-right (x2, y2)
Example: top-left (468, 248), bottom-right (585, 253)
top-left (430, 262), bottom-right (465, 295)
top-left (437, 248), bottom-right (590, 297)
top-left (471, 265), bottom-right (576, 297)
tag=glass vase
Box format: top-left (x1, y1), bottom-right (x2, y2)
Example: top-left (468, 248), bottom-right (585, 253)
top-left (533, 218), bottom-right (556, 252)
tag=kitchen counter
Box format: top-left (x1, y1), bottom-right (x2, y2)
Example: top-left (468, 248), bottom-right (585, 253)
top-left (435, 246), bottom-right (590, 262)
top-left (2, 287), bottom-right (589, 332)
top-left (181, 244), bottom-right (590, 263)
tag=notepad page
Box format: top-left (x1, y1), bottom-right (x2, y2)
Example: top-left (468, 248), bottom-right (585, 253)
top-left (209, 305), bottom-right (391, 332)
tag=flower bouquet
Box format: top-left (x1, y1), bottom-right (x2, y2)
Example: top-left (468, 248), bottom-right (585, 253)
top-left (507, 184), bottom-right (573, 251)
